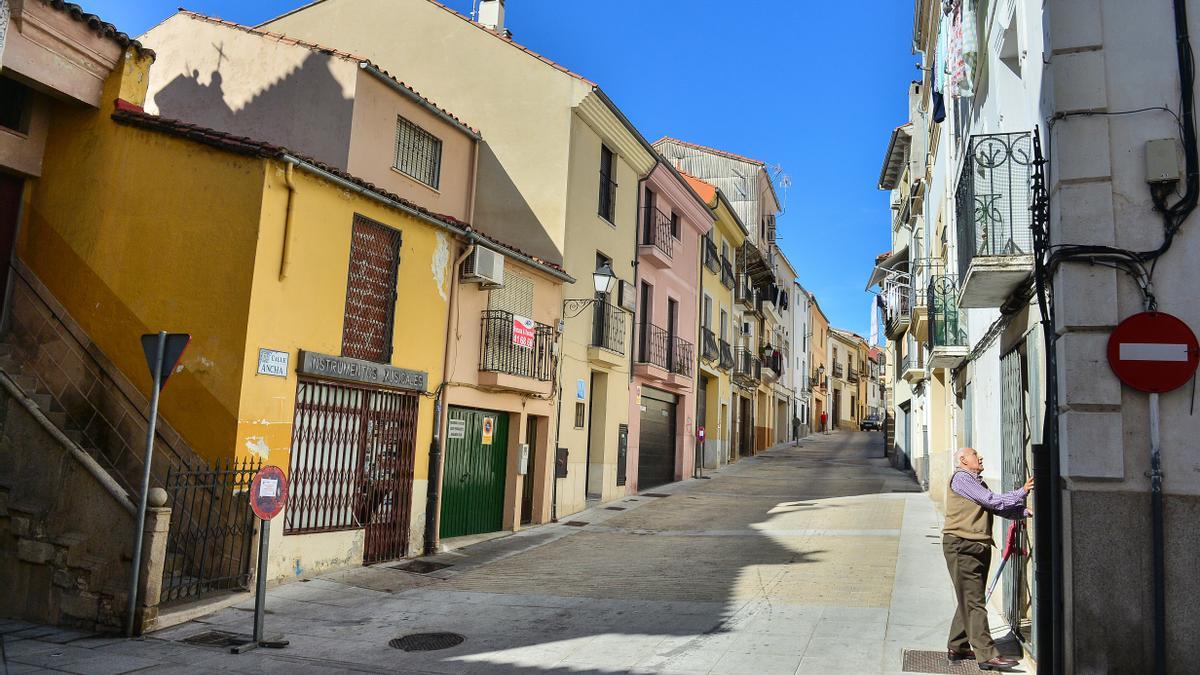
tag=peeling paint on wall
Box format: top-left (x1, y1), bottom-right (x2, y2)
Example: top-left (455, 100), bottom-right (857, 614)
top-left (432, 232), bottom-right (450, 301)
top-left (244, 435), bottom-right (270, 460)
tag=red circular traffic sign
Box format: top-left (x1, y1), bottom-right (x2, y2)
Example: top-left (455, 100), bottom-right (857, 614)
top-left (250, 465), bottom-right (289, 520)
top-left (1106, 312), bottom-right (1200, 393)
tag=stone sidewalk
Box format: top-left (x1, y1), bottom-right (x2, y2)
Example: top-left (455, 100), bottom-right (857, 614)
top-left (0, 432), bottom-right (1028, 674)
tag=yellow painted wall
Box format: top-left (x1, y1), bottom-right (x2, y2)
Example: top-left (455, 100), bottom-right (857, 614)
top-left (20, 53), bottom-right (262, 462)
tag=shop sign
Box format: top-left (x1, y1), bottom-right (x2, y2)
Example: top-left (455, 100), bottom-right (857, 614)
top-left (298, 351), bottom-right (427, 392)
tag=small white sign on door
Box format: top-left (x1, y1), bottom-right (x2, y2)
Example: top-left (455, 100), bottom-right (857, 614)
top-left (447, 419), bottom-right (467, 440)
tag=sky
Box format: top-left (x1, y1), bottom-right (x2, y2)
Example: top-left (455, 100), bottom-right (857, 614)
top-left (88, 0), bottom-right (918, 337)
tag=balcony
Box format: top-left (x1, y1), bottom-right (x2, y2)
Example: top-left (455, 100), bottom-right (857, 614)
top-left (720, 257), bottom-right (735, 289)
top-left (901, 353), bottom-right (926, 384)
top-left (832, 362), bottom-right (845, 380)
top-left (733, 348), bottom-right (761, 386)
top-left (640, 204), bottom-right (675, 269)
top-left (848, 371), bottom-right (860, 383)
top-left (735, 274), bottom-right (758, 311)
top-left (478, 311), bottom-right (555, 394)
top-left (703, 238), bottom-right (721, 274)
top-left (718, 339), bottom-right (735, 371)
top-left (758, 285), bottom-right (784, 325)
top-left (882, 273), bottom-right (911, 339)
top-left (700, 328), bottom-right (720, 365)
top-left (636, 323), bottom-right (692, 386)
top-left (928, 275), bottom-right (969, 369)
top-left (909, 269), bottom-right (929, 345)
top-left (588, 300), bottom-right (626, 366)
top-left (955, 132), bottom-right (1035, 308)
top-left (671, 336), bottom-right (694, 385)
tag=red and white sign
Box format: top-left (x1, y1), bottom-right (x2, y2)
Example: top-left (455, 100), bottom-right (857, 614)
top-left (1106, 312), bottom-right (1200, 393)
top-left (250, 465), bottom-right (289, 520)
top-left (512, 315), bottom-right (535, 349)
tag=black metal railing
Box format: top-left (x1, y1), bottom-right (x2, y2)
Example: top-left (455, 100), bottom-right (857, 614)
top-left (592, 300), bottom-right (626, 354)
top-left (735, 275), bottom-right (755, 307)
top-left (955, 131), bottom-right (1034, 279)
top-left (638, 323), bottom-right (671, 370)
top-left (848, 371), bottom-right (860, 383)
top-left (599, 173), bottom-right (617, 221)
top-left (672, 336), bottom-right (694, 378)
top-left (720, 257), bottom-right (735, 289)
top-left (701, 328), bottom-right (720, 363)
top-left (719, 339), bottom-right (735, 371)
top-left (704, 238), bottom-right (720, 274)
top-left (161, 458), bottom-right (260, 604)
top-left (734, 348), bottom-right (761, 382)
top-left (833, 362), bottom-right (845, 379)
top-left (480, 310), bottom-right (555, 381)
top-left (929, 275), bottom-right (968, 348)
top-left (883, 273), bottom-right (911, 335)
top-left (642, 204), bottom-right (674, 258)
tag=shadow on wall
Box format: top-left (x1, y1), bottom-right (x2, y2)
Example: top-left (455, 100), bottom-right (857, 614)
top-left (473, 141), bottom-right (562, 265)
top-left (151, 52), bottom-right (355, 170)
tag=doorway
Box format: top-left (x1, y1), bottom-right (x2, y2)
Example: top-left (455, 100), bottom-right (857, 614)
top-left (637, 386), bottom-right (677, 489)
top-left (585, 370), bottom-right (607, 500)
top-left (0, 174), bottom-right (23, 321)
top-left (441, 407), bottom-right (509, 539)
top-left (520, 415), bottom-right (537, 525)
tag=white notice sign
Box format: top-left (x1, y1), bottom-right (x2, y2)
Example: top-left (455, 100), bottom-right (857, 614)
top-left (257, 349), bottom-right (290, 377)
top-left (447, 419), bottom-right (467, 440)
top-left (259, 478), bottom-right (279, 498)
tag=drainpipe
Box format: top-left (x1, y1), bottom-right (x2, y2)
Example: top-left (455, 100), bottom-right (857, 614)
top-left (279, 161), bottom-right (298, 280)
top-left (424, 242), bottom-right (475, 556)
top-left (695, 229), bottom-right (705, 479)
top-left (467, 140), bottom-right (480, 223)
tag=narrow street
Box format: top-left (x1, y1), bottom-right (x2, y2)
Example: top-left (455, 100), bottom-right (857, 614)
top-left (1, 431), bottom-right (1019, 674)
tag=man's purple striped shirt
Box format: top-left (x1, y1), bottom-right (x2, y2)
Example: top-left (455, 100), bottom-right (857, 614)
top-left (950, 469), bottom-right (1030, 521)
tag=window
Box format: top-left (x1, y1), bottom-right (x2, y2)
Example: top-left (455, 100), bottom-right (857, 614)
top-left (643, 189), bottom-right (656, 244)
top-left (720, 309), bottom-right (728, 341)
top-left (702, 295), bottom-right (713, 329)
top-left (0, 77), bottom-right (32, 133)
top-left (670, 212), bottom-right (680, 239)
top-left (574, 402), bottom-right (586, 428)
top-left (721, 242), bottom-right (729, 259)
top-left (598, 145), bottom-right (616, 222)
top-left (394, 115), bottom-right (443, 189)
top-left (342, 215), bottom-right (402, 362)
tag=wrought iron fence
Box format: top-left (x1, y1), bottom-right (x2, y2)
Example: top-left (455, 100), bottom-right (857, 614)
top-left (591, 300), bottom-right (626, 354)
top-left (703, 238), bottom-right (720, 274)
top-left (719, 339), bottom-right (735, 371)
top-left (735, 274), bottom-right (755, 307)
top-left (882, 272), bottom-right (911, 334)
top-left (638, 323), bottom-right (671, 370)
top-left (161, 458), bottom-right (260, 604)
top-left (929, 275), bottom-right (968, 348)
top-left (720, 257), bottom-right (735, 289)
top-left (642, 204), bottom-right (674, 258)
top-left (672, 336), bottom-right (694, 377)
top-left (701, 328), bottom-right (720, 363)
top-left (832, 362), bottom-right (844, 379)
top-left (734, 348), bottom-right (760, 382)
top-left (479, 310), bottom-right (555, 381)
top-left (955, 131), bottom-right (1034, 279)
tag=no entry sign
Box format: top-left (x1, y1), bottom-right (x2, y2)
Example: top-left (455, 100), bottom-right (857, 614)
top-left (1106, 312), bottom-right (1200, 393)
top-left (250, 465), bottom-right (289, 520)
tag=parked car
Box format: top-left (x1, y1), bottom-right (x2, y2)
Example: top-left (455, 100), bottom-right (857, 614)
top-left (860, 414), bottom-right (881, 431)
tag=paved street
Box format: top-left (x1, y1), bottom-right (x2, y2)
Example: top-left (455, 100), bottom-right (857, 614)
top-left (1, 432), bottom-right (1021, 674)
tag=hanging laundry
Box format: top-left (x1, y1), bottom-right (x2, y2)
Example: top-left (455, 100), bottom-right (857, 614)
top-left (950, 0), bottom-right (978, 97)
top-left (932, 91), bottom-right (947, 123)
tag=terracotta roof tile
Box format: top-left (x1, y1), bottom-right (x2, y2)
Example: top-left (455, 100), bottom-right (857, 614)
top-left (110, 104), bottom-right (560, 274)
top-left (173, 10), bottom-right (479, 136)
top-left (653, 136), bottom-right (765, 167)
top-left (678, 170), bottom-right (717, 205)
top-left (42, 0), bottom-right (154, 57)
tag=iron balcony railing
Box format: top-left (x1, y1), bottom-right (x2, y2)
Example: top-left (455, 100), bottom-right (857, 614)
top-left (928, 275), bottom-right (969, 348)
top-left (672, 336), bottom-right (695, 378)
top-left (638, 323), bottom-right (672, 371)
top-left (832, 362), bottom-right (845, 379)
top-left (718, 339), bottom-right (735, 371)
top-left (848, 371), bottom-right (860, 383)
top-left (735, 274), bottom-right (756, 307)
top-left (720, 257), bottom-right (735, 289)
top-left (955, 131), bottom-right (1034, 279)
top-left (704, 238), bottom-right (720, 274)
top-left (734, 348), bottom-right (761, 382)
top-left (591, 299), bottom-right (626, 354)
top-left (701, 328), bottom-right (720, 363)
top-left (642, 204), bottom-right (674, 258)
top-left (480, 310), bottom-right (555, 381)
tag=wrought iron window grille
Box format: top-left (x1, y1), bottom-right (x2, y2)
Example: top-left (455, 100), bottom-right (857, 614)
top-left (479, 310), bottom-right (556, 381)
top-left (955, 131), bottom-right (1035, 279)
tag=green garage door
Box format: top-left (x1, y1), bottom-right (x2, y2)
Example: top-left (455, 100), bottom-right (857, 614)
top-left (440, 407), bottom-right (509, 539)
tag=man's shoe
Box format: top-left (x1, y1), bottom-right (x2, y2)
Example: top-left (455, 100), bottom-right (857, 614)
top-left (978, 656), bottom-right (1020, 671)
top-left (947, 649), bottom-right (975, 662)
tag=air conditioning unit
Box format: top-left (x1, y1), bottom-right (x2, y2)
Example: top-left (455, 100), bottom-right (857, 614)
top-left (461, 246), bottom-right (505, 288)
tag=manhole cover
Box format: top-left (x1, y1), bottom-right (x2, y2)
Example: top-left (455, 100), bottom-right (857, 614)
top-left (642, 493), bottom-right (670, 498)
top-left (389, 632), bottom-right (465, 652)
top-left (604, 506), bottom-right (626, 511)
top-left (390, 560), bottom-right (452, 574)
top-left (563, 520), bottom-right (589, 527)
top-left (902, 649), bottom-right (983, 673)
top-left (181, 630), bottom-right (242, 648)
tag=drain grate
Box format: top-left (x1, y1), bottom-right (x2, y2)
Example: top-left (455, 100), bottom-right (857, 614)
top-left (390, 560), bottom-right (452, 574)
top-left (642, 493), bottom-right (670, 498)
top-left (181, 630), bottom-right (242, 648)
top-left (563, 521), bottom-right (589, 527)
top-left (604, 507), bottom-right (626, 511)
top-left (891, 487), bottom-right (924, 493)
top-left (901, 649), bottom-right (984, 673)
top-left (389, 632), bottom-right (465, 652)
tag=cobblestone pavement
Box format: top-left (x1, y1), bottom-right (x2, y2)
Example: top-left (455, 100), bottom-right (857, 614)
top-left (0, 432), bottom-right (1028, 674)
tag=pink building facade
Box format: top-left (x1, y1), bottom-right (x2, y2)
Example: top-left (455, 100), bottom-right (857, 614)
top-left (627, 162), bottom-right (714, 491)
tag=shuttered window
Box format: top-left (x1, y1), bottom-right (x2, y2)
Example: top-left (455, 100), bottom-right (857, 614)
top-left (488, 271), bottom-right (534, 317)
top-left (342, 215), bottom-right (402, 362)
top-left (394, 115), bottom-right (443, 189)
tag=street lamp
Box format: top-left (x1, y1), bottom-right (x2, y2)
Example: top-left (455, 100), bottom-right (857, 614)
top-left (593, 261), bottom-right (617, 295)
top-left (564, 262), bottom-right (622, 318)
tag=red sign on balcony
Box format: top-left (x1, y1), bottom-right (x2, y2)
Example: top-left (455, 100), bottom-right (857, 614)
top-left (513, 315), bottom-right (536, 349)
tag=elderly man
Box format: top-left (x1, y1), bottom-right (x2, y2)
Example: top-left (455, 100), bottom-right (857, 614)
top-left (942, 447), bottom-right (1033, 671)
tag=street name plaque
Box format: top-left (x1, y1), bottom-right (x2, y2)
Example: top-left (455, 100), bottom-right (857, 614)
top-left (298, 351), bottom-right (428, 392)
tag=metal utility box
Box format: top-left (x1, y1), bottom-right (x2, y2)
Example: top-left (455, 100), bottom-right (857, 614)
top-left (1146, 138), bottom-right (1181, 183)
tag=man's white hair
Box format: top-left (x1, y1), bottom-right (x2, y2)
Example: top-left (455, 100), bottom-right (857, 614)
top-left (954, 447), bottom-right (973, 466)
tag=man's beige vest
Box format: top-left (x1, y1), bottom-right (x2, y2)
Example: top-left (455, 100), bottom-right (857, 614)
top-left (943, 470), bottom-right (993, 543)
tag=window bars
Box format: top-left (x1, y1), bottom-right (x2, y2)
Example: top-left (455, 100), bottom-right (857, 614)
top-left (955, 131), bottom-right (1035, 279)
top-left (642, 204), bottom-right (674, 258)
top-left (591, 299), bottom-right (626, 354)
top-left (394, 115), bottom-right (443, 189)
top-left (342, 215), bottom-right (402, 362)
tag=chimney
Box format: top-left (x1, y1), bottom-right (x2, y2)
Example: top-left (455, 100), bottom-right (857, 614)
top-left (478, 0), bottom-right (506, 32)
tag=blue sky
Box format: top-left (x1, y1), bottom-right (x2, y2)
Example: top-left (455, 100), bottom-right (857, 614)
top-left (90, 0), bottom-right (917, 337)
